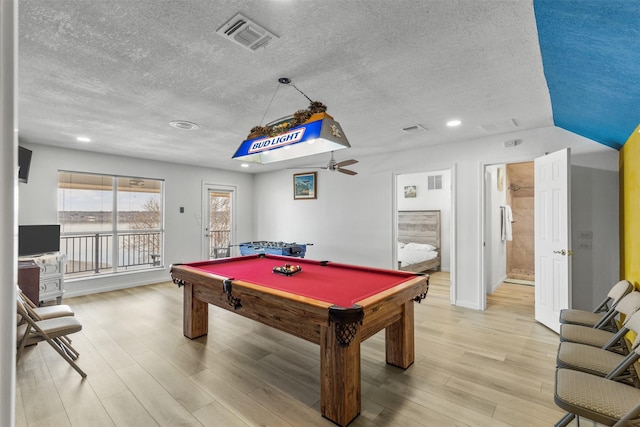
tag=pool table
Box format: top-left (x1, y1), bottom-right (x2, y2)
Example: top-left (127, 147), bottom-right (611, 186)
top-left (170, 254), bottom-right (429, 426)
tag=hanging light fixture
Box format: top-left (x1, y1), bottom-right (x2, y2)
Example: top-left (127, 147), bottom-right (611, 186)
top-left (232, 78), bottom-right (350, 164)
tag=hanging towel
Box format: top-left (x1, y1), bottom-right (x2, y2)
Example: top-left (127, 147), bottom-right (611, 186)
top-left (501, 205), bottom-right (513, 241)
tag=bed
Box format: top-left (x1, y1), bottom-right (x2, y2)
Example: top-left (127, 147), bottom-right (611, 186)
top-left (397, 210), bottom-right (441, 272)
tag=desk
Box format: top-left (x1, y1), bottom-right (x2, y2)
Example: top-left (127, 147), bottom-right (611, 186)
top-left (18, 253), bottom-right (66, 304)
top-left (170, 254), bottom-right (428, 426)
top-left (18, 260), bottom-right (40, 305)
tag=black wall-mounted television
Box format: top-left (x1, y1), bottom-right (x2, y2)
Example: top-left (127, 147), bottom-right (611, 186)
top-left (18, 146), bottom-right (32, 183)
top-left (18, 225), bottom-right (60, 256)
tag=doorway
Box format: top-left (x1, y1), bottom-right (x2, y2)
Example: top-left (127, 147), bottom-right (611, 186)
top-left (202, 184), bottom-right (236, 260)
top-left (504, 161), bottom-right (535, 285)
top-left (484, 150), bottom-right (572, 333)
top-left (484, 161), bottom-right (534, 298)
top-left (394, 168), bottom-right (453, 284)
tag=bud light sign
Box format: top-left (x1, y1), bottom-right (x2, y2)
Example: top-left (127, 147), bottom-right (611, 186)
top-left (248, 128), bottom-right (306, 153)
top-left (232, 118), bottom-right (326, 161)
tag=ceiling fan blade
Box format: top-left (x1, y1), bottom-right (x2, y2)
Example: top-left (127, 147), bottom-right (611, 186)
top-left (338, 168), bottom-right (357, 176)
top-left (286, 165), bottom-right (326, 170)
top-left (336, 159), bottom-right (358, 167)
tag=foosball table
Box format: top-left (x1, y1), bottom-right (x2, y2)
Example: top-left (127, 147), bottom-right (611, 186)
top-left (238, 241), bottom-right (310, 258)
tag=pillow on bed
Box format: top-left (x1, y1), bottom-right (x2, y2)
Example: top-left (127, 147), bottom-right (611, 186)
top-left (398, 242), bottom-right (406, 250)
top-left (404, 242), bottom-right (436, 251)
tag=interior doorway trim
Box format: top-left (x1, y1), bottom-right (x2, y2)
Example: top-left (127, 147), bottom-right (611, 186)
top-left (479, 157), bottom-right (535, 311)
top-left (201, 182), bottom-right (237, 260)
top-left (392, 164), bottom-right (457, 306)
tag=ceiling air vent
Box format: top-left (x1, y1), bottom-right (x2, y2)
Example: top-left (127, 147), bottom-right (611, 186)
top-left (216, 13), bottom-right (278, 51)
top-left (480, 118), bottom-right (519, 133)
top-left (401, 124), bottom-right (427, 134)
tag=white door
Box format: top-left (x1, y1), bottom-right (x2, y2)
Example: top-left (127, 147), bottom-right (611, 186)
top-left (203, 188), bottom-right (234, 259)
top-left (534, 148), bottom-right (571, 333)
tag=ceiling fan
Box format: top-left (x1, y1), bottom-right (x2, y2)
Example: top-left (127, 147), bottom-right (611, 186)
top-left (317, 151), bottom-right (359, 175)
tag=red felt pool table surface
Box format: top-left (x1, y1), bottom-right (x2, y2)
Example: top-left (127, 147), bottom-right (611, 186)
top-left (181, 254), bottom-right (418, 308)
top-left (171, 254), bottom-right (429, 427)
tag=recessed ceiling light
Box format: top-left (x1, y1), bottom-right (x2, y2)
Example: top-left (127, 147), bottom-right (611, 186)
top-left (169, 120), bottom-right (199, 130)
top-left (76, 136), bottom-right (92, 142)
top-left (446, 119), bottom-right (461, 127)
top-left (241, 163), bottom-right (249, 168)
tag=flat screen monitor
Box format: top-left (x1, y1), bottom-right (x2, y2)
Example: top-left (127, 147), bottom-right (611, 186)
top-left (18, 224), bottom-right (60, 256)
top-left (18, 146), bottom-right (32, 183)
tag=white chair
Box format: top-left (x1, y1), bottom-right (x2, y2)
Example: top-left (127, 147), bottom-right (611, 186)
top-left (16, 298), bottom-right (86, 378)
top-left (16, 285), bottom-right (78, 357)
top-left (557, 311), bottom-right (640, 386)
top-left (16, 285), bottom-right (75, 321)
top-left (559, 280), bottom-right (633, 331)
top-left (559, 291), bottom-right (640, 354)
top-left (554, 365), bottom-right (640, 427)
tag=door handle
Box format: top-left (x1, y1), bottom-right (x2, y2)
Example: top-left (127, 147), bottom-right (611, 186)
top-left (553, 249), bottom-right (574, 256)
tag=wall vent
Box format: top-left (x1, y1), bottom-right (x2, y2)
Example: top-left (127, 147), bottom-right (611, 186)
top-left (216, 13), bottom-right (278, 51)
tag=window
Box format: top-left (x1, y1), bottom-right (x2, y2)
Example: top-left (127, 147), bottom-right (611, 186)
top-left (58, 171), bottom-right (164, 277)
top-left (428, 174), bottom-right (443, 190)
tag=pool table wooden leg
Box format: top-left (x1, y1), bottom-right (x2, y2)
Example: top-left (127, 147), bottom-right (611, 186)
top-left (385, 300), bottom-right (415, 368)
top-left (320, 323), bottom-right (361, 427)
top-left (183, 282), bottom-right (208, 339)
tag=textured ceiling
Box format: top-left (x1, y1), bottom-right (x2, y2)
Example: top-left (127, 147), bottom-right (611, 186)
top-left (16, 1), bottom-right (633, 174)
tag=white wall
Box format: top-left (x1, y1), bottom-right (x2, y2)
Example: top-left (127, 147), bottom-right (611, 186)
top-left (571, 165), bottom-right (619, 310)
top-left (15, 124), bottom-right (621, 312)
top-left (396, 169), bottom-right (451, 271)
top-left (254, 125), bottom-right (620, 309)
top-left (252, 164), bottom-right (393, 267)
top-left (0, 1), bottom-right (17, 425)
top-left (18, 144), bottom-right (255, 297)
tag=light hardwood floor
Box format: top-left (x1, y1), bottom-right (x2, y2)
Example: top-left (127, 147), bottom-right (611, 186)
top-left (16, 272), bottom-right (590, 426)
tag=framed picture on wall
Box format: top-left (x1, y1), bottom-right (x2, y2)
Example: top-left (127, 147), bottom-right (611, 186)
top-left (293, 172), bottom-right (317, 200)
top-left (404, 185), bottom-right (417, 198)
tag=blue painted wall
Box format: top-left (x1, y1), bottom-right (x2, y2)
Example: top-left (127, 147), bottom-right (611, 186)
top-left (534, 0), bottom-right (640, 150)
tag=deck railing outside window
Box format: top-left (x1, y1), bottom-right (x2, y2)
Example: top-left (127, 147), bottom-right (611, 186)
top-left (61, 231), bottom-right (162, 276)
top-left (209, 229), bottom-right (231, 258)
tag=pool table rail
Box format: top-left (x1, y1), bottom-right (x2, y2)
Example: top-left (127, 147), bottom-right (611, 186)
top-left (170, 259), bottom-right (429, 427)
top-left (171, 263), bottom-right (428, 347)
top-left (171, 264), bottom-right (334, 342)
